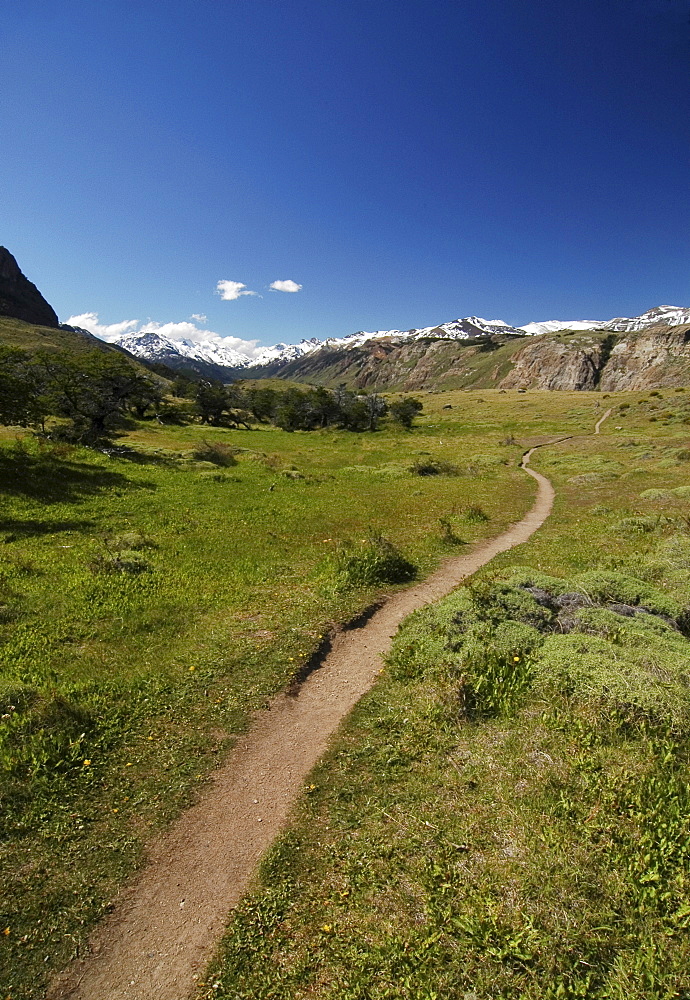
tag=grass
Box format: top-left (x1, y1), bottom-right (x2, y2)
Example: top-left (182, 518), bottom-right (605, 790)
top-left (0, 394), bottom-right (540, 998)
top-left (197, 389), bottom-right (690, 999)
top-left (2, 387), bottom-right (689, 996)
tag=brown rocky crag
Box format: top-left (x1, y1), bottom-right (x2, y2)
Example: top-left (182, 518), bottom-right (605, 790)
top-left (0, 246), bottom-right (59, 328)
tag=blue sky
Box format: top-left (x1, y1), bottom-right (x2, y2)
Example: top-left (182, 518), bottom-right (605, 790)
top-left (2, 0), bottom-right (689, 351)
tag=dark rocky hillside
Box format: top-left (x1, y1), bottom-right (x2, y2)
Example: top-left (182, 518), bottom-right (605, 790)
top-left (0, 247), bottom-right (59, 328)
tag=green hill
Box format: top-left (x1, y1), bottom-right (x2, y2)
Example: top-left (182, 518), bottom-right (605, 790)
top-left (0, 315), bottom-right (171, 381)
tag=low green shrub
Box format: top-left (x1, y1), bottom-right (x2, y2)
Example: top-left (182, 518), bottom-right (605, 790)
top-left (465, 504), bottom-right (489, 523)
top-left (438, 518), bottom-right (464, 545)
top-left (569, 569), bottom-right (681, 617)
top-left (192, 440), bottom-right (238, 467)
top-left (325, 534), bottom-right (417, 590)
top-left (410, 458), bottom-right (459, 476)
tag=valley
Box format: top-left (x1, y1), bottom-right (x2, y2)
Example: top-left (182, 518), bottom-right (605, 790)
top-left (1, 259), bottom-right (690, 998)
top-left (1, 385), bottom-right (690, 998)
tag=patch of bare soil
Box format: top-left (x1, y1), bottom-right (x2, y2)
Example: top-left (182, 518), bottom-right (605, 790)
top-left (49, 445), bottom-right (558, 1000)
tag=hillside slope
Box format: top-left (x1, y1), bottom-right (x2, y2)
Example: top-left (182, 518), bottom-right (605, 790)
top-left (248, 335), bottom-right (526, 390)
top-left (0, 316), bottom-right (171, 383)
top-left (249, 324), bottom-right (690, 392)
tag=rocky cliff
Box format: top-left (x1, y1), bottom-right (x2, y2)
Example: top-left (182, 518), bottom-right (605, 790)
top-left (0, 247), bottom-right (59, 328)
top-left (598, 324), bottom-right (690, 390)
top-left (499, 324), bottom-right (690, 391)
top-left (498, 332), bottom-right (616, 390)
top-left (248, 334), bottom-right (525, 390)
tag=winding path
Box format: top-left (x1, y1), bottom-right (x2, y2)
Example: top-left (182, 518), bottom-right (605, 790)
top-left (49, 439), bottom-right (566, 1000)
top-left (595, 407), bottom-right (613, 434)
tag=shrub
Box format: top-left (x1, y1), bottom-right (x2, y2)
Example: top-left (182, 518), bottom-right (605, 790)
top-left (192, 440), bottom-right (239, 466)
top-left (326, 533), bottom-right (417, 589)
top-left (111, 531), bottom-right (152, 551)
top-left (459, 647), bottom-right (534, 719)
top-left (410, 458), bottom-right (459, 476)
top-left (570, 569), bottom-right (681, 617)
top-left (89, 534), bottom-right (154, 575)
top-left (465, 504), bottom-right (489, 523)
top-left (389, 396), bottom-right (423, 428)
top-left (90, 549), bottom-right (152, 574)
top-left (438, 518), bottom-right (463, 545)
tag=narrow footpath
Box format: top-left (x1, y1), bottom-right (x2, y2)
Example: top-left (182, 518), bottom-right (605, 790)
top-left (595, 407), bottom-right (613, 434)
top-left (49, 438), bottom-right (567, 1000)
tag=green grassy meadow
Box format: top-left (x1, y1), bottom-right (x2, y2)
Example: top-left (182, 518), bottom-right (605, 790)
top-left (0, 389), bottom-right (549, 997)
top-left (1, 387), bottom-right (689, 997)
top-left (194, 389), bottom-right (690, 1000)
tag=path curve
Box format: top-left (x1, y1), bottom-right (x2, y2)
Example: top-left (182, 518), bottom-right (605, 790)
top-left (595, 407), bottom-right (613, 434)
top-left (49, 441), bottom-right (563, 1000)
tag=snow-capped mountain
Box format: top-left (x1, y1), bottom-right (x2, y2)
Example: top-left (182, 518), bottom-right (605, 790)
top-left (251, 338), bottom-right (323, 366)
top-left (110, 306), bottom-right (690, 377)
top-left (115, 330), bottom-right (254, 368)
top-left (602, 305), bottom-right (690, 333)
top-left (521, 306), bottom-right (690, 337)
top-left (519, 319), bottom-right (605, 336)
top-left (313, 316), bottom-right (523, 349)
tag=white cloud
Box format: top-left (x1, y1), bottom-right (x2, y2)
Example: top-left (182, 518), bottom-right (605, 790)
top-left (190, 313), bottom-right (207, 323)
top-left (139, 320), bottom-right (208, 341)
top-left (66, 311), bottom-right (139, 342)
top-left (269, 279), bottom-right (302, 293)
top-left (216, 279), bottom-right (258, 301)
top-left (67, 312), bottom-right (264, 359)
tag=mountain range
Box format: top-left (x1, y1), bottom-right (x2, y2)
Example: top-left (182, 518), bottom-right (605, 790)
top-left (106, 305), bottom-right (690, 382)
top-left (1, 247), bottom-right (689, 392)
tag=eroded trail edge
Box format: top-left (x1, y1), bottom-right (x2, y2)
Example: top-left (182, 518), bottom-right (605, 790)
top-left (50, 444), bottom-right (559, 1000)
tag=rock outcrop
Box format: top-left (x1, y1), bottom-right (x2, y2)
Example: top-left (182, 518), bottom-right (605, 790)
top-left (499, 338), bottom-right (605, 390)
top-left (498, 326), bottom-right (690, 392)
top-left (0, 247), bottom-right (59, 328)
top-left (599, 324), bottom-right (690, 390)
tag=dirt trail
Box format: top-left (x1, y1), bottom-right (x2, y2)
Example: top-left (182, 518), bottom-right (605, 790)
top-left (49, 442), bottom-right (561, 1000)
top-left (595, 407), bottom-right (613, 434)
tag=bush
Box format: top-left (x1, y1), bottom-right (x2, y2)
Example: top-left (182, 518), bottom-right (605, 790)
top-left (192, 440), bottom-right (239, 467)
top-left (465, 504), bottom-right (489, 524)
top-left (459, 647), bottom-right (534, 720)
top-left (389, 396), bottom-right (423, 428)
top-left (438, 518), bottom-right (463, 545)
top-left (410, 458), bottom-right (459, 476)
top-left (326, 534), bottom-right (417, 590)
top-left (90, 549), bottom-right (152, 575)
top-left (89, 534), bottom-right (154, 575)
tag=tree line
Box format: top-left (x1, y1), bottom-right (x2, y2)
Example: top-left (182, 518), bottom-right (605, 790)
top-left (177, 377), bottom-right (423, 432)
top-left (0, 346), bottom-right (423, 440)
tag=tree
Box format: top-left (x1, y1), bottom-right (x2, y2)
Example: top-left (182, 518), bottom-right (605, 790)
top-left (389, 396), bottom-right (424, 428)
top-left (128, 379), bottom-right (164, 420)
top-left (0, 346), bottom-right (50, 428)
top-left (45, 350), bottom-right (157, 441)
top-left (193, 380), bottom-right (229, 425)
